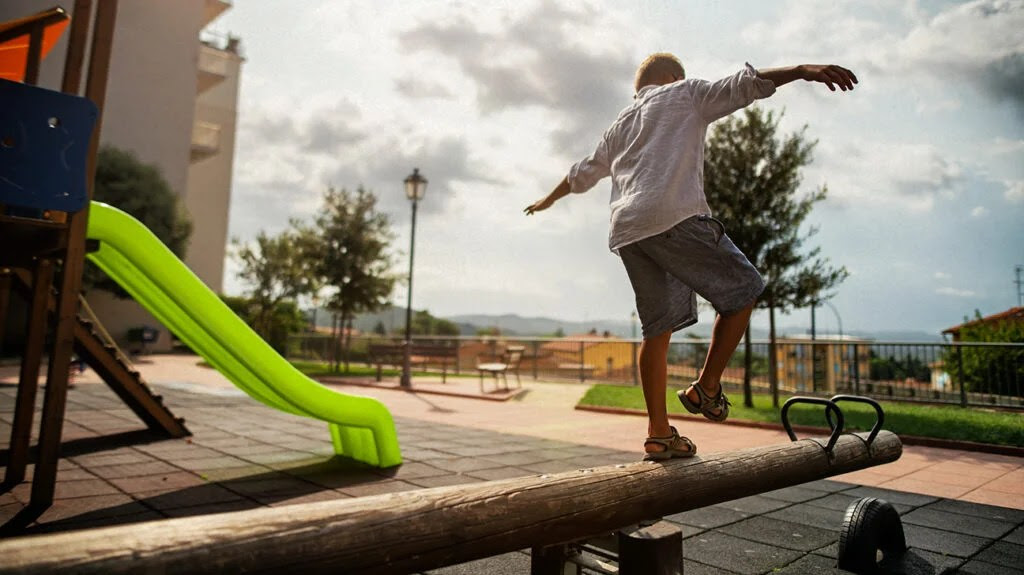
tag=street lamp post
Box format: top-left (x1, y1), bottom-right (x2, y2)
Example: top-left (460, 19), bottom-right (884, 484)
top-left (401, 168), bottom-right (427, 388)
top-left (822, 300), bottom-right (843, 341)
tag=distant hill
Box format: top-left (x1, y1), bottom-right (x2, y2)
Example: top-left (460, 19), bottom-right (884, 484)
top-left (306, 306), bottom-right (943, 342)
top-left (446, 313), bottom-right (639, 338)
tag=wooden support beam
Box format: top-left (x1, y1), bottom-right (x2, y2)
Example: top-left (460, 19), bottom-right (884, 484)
top-left (73, 317), bottom-right (189, 437)
top-left (3, 260), bottom-right (54, 486)
top-left (0, 270), bottom-right (10, 356)
top-left (7, 268), bottom-right (189, 438)
top-left (530, 544), bottom-right (574, 575)
top-left (0, 431), bottom-right (902, 575)
top-left (61, 0), bottom-right (93, 95)
top-left (617, 521), bottom-right (682, 575)
top-left (23, 27), bottom-right (42, 85)
top-left (29, 0), bottom-right (118, 508)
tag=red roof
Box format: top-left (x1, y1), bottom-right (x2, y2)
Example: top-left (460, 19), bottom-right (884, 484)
top-left (942, 307), bottom-right (1024, 336)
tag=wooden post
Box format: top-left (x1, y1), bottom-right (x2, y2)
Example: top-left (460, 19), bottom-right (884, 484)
top-left (530, 544), bottom-right (575, 575)
top-left (632, 340), bottom-right (639, 386)
top-left (532, 340), bottom-right (539, 380)
top-left (578, 340), bottom-right (585, 382)
top-left (3, 260), bottom-right (54, 486)
top-left (0, 432), bottom-right (901, 575)
top-left (618, 521), bottom-right (682, 575)
top-left (0, 270), bottom-right (10, 357)
top-left (30, 0), bottom-right (119, 508)
top-left (61, 0), bottom-right (93, 95)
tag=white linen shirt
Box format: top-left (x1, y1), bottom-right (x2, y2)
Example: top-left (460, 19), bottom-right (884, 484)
top-left (567, 63), bottom-right (776, 252)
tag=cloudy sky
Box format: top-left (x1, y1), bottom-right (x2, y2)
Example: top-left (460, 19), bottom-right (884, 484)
top-left (213, 0), bottom-right (1023, 337)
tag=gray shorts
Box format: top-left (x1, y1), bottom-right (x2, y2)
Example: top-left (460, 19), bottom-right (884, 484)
top-left (619, 214), bottom-right (765, 339)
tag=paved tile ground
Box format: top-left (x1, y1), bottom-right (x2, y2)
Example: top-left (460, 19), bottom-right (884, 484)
top-left (1, 354), bottom-right (1022, 574)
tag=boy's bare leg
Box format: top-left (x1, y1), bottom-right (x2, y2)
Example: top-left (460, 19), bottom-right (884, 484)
top-left (639, 330), bottom-right (674, 454)
top-left (686, 301), bottom-right (755, 412)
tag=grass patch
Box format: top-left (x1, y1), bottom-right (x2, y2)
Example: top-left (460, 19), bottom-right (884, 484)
top-left (290, 360), bottom-right (478, 380)
top-left (579, 384), bottom-right (1024, 448)
top-left (291, 361), bottom-right (382, 378)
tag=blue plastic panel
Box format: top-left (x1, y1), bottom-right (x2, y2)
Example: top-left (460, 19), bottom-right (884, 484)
top-left (0, 78), bottom-right (98, 213)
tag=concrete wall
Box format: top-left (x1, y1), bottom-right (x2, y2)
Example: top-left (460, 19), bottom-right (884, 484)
top-left (98, 0), bottom-right (205, 201)
top-left (185, 42), bottom-right (243, 292)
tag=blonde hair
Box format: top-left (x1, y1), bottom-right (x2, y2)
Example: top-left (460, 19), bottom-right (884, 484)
top-left (634, 53), bottom-right (685, 93)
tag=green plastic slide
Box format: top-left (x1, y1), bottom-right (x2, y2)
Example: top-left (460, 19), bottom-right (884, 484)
top-left (85, 201), bottom-right (402, 467)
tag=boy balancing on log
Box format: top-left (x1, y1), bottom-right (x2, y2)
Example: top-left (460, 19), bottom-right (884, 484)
top-left (525, 54), bottom-right (857, 461)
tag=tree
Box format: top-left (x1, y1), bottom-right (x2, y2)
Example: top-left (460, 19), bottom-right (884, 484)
top-left (303, 186), bottom-right (397, 372)
top-left (942, 311), bottom-right (1024, 397)
top-left (704, 107), bottom-right (848, 407)
top-left (232, 230), bottom-right (317, 345)
top-left (86, 145), bottom-right (192, 297)
top-left (411, 309), bottom-right (460, 336)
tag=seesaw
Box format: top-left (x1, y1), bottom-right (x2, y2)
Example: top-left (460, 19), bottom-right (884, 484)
top-left (0, 396), bottom-right (907, 575)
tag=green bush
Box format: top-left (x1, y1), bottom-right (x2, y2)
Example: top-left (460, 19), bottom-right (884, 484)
top-left (941, 312), bottom-right (1024, 396)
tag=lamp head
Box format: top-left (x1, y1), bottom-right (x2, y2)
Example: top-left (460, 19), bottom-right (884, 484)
top-left (405, 168), bottom-right (428, 200)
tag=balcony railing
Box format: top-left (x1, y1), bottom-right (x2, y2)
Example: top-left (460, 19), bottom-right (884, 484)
top-left (196, 43), bottom-right (229, 93)
top-left (190, 121), bottom-right (221, 161)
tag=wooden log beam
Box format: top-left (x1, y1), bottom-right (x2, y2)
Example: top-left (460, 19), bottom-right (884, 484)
top-left (0, 431), bottom-right (901, 575)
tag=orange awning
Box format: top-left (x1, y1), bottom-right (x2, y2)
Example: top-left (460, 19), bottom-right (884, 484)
top-left (0, 7), bottom-right (70, 82)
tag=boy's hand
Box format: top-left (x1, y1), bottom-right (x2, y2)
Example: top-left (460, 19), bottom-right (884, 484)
top-left (525, 177), bottom-right (572, 215)
top-left (802, 64), bottom-right (858, 91)
top-left (524, 197), bottom-right (555, 215)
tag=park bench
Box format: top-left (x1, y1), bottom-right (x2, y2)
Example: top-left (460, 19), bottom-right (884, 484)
top-left (367, 342), bottom-right (457, 383)
top-left (0, 396), bottom-right (908, 575)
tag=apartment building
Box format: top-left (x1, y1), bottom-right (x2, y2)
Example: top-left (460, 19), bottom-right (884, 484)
top-left (1, 0), bottom-right (243, 351)
top-left (774, 335), bottom-right (873, 394)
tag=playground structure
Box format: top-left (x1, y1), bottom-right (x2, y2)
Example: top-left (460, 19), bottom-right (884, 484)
top-left (0, 2), bottom-right (400, 526)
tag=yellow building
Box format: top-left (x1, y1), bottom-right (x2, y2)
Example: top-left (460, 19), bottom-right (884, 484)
top-left (540, 332), bottom-right (636, 378)
top-left (773, 335), bottom-right (872, 394)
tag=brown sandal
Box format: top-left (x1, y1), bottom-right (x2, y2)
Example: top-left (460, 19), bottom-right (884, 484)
top-left (643, 426), bottom-right (697, 461)
top-left (678, 382), bottom-right (731, 422)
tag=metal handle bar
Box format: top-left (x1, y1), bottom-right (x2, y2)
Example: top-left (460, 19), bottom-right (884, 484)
top-left (780, 396), bottom-right (843, 454)
top-left (827, 395), bottom-right (885, 447)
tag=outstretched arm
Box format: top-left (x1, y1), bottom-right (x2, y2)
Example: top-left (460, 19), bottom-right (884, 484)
top-left (524, 176), bottom-right (571, 215)
top-left (757, 64), bottom-right (858, 91)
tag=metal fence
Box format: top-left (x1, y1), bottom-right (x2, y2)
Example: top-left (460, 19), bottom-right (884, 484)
top-left (286, 334), bottom-right (1024, 410)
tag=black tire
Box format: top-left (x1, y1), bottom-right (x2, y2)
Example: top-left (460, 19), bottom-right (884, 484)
top-left (837, 497), bottom-right (906, 574)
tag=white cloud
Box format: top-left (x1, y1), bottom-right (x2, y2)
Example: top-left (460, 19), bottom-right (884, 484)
top-left (915, 98), bottom-right (961, 114)
top-left (971, 206), bottom-right (987, 217)
top-left (936, 287), bottom-right (977, 298)
top-left (895, 1), bottom-right (1023, 65)
top-left (811, 139), bottom-right (964, 212)
top-left (740, 1), bottom-right (892, 62)
top-left (214, 0), bottom-right (1022, 334)
top-left (396, 0), bottom-right (638, 156)
top-left (989, 137), bottom-right (1024, 155)
top-left (884, 0), bottom-right (1024, 110)
top-left (1005, 180), bottom-right (1024, 203)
